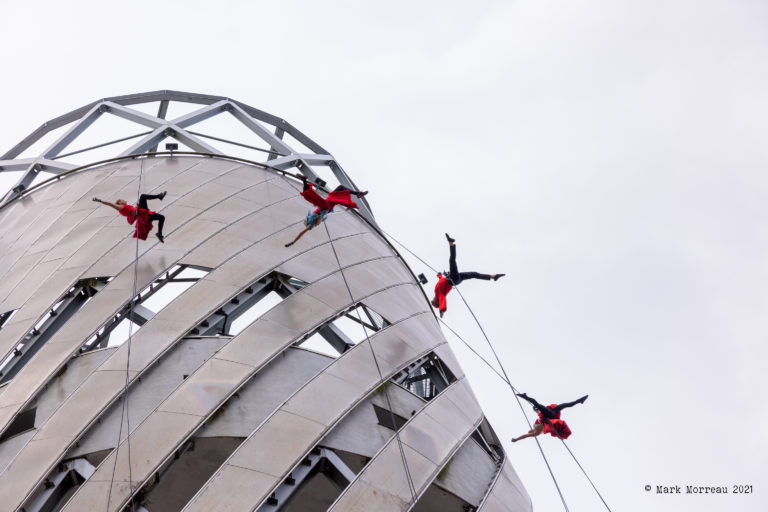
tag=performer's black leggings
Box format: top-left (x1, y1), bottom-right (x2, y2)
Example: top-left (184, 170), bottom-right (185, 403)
top-left (138, 193), bottom-right (165, 235)
top-left (519, 394), bottom-right (587, 422)
top-left (447, 244), bottom-right (491, 285)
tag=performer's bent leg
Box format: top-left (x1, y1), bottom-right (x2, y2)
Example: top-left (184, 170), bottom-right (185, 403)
top-left (552, 395), bottom-right (588, 413)
top-left (149, 213), bottom-right (165, 236)
top-left (139, 192), bottom-right (166, 209)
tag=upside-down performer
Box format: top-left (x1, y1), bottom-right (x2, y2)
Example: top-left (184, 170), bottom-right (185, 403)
top-left (93, 191), bottom-right (167, 243)
top-left (285, 177), bottom-right (368, 247)
top-left (431, 234), bottom-right (504, 317)
top-left (511, 392), bottom-right (588, 442)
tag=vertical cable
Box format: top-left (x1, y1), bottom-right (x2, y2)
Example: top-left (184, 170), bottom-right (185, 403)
top-left (106, 157), bottom-right (143, 512)
top-left (377, 229), bottom-right (571, 511)
top-left (320, 218), bottom-right (419, 503)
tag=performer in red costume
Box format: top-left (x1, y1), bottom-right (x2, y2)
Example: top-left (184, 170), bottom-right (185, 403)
top-left (93, 191), bottom-right (167, 243)
top-left (511, 392), bottom-right (588, 442)
top-left (431, 234), bottom-right (504, 317)
top-left (285, 176), bottom-right (368, 247)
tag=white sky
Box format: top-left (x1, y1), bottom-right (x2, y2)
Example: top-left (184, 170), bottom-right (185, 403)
top-left (1, 1), bottom-right (767, 511)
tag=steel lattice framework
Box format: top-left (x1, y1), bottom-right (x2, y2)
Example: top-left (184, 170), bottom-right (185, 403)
top-left (0, 92), bottom-right (531, 512)
top-left (0, 90), bottom-right (371, 220)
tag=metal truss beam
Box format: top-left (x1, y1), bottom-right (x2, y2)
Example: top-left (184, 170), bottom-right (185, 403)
top-left (257, 448), bottom-right (355, 512)
top-left (23, 458), bottom-right (95, 512)
top-left (0, 90), bottom-right (375, 221)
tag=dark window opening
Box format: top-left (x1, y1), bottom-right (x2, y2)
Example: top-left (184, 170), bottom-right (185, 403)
top-left (256, 447), bottom-right (356, 512)
top-left (391, 353), bottom-right (458, 401)
top-left (372, 404), bottom-right (408, 431)
top-left (0, 407), bottom-right (36, 442)
top-left (295, 303), bottom-right (389, 358)
top-left (80, 266), bottom-right (210, 352)
top-left (0, 277), bottom-right (112, 383)
top-left (0, 309), bottom-right (18, 331)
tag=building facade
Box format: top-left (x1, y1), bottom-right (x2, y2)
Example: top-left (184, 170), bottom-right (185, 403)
top-left (0, 92), bottom-right (530, 512)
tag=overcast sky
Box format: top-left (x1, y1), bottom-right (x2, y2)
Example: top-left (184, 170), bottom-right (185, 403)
top-left (1, 1), bottom-right (767, 511)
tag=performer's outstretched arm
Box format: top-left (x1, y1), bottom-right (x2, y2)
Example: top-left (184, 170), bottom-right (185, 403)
top-left (285, 216), bottom-right (323, 247)
top-left (93, 198), bottom-right (123, 212)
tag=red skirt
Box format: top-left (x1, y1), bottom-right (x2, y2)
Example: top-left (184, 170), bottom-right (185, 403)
top-left (120, 204), bottom-right (155, 240)
top-left (539, 419), bottom-right (572, 439)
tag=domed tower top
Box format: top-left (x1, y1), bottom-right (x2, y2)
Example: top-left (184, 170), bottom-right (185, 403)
top-left (0, 90), bottom-right (372, 219)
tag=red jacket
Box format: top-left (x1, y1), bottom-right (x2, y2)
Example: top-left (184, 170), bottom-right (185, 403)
top-left (434, 274), bottom-right (453, 313)
top-left (301, 185), bottom-right (358, 213)
top-left (120, 204), bottom-right (155, 240)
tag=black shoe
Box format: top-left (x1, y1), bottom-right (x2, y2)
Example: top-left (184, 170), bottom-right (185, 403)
top-left (156, 233), bottom-right (165, 243)
top-left (92, 197), bottom-right (102, 203)
top-left (355, 190), bottom-right (369, 198)
top-left (516, 392), bottom-right (528, 398)
top-left (159, 191), bottom-right (167, 201)
top-left (445, 233), bottom-right (455, 244)
top-left (578, 395), bottom-right (589, 404)
top-left (285, 241), bottom-right (294, 248)
top-left (493, 273), bottom-right (505, 281)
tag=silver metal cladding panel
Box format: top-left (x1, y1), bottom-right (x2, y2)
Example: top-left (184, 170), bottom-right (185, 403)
top-left (0, 150), bottom-right (528, 511)
top-left (329, 379), bottom-right (483, 512)
top-left (182, 315), bottom-right (446, 512)
top-left (478, 459), bottom-right (533, 512)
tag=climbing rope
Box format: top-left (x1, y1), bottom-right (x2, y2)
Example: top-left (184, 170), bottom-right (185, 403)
top-left (319, 217), bottom-right (419, 504)
top-left (436, 318), bottom-right (507, 383)
top-left (375, 228), bottom-right (595, 512)
top-left (384, 229), bottom-right (615, 512)
top-left (560, 439), bottom-right (613, 512)
top-left (452, 286), bottom-right (571, 512)
top-left (106, 157), bottom-right (144, 511)
top-left (274, 183), bottom-right (419, 504)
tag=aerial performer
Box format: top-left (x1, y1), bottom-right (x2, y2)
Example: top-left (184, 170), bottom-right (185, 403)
top-left (431, 234), bottom-right (504, 317)
top-left (285, 176), bottom-right (368, 247)
top-left (511, 392), bottom-right (588, 442)
top-left (93, 191), bottom-right (167, 243)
